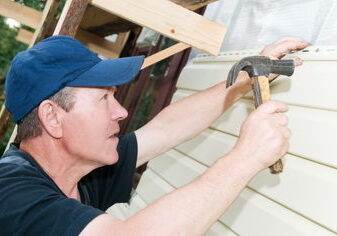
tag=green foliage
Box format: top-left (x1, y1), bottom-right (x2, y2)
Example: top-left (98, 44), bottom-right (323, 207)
top-left (0, 16), bottom-right (27, 83)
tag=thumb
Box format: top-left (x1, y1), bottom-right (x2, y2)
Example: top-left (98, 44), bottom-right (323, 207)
top-left (282, 56), bottom-right (303, 66)
top-left (257, 101), bottom-right (289, 114)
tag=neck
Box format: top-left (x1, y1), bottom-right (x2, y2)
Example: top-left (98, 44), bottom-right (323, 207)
top-left (20, 136), bottom-right (99, 200)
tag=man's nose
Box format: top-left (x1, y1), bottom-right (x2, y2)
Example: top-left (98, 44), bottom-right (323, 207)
top-left (111, 100), bottom-right (128, 121)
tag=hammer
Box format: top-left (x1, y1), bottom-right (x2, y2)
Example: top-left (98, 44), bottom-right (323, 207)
top-left (226, 56), bottom-right (294, 174)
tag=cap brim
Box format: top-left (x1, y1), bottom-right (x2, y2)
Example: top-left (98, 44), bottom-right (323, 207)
top-left (67, 55), bottom-right (144, 87)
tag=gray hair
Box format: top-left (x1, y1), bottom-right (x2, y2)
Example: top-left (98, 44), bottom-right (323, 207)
top-left (16, 87), bottom-right (76, 142)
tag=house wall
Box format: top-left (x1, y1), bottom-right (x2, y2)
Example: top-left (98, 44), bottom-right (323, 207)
top-left (108, 46), bottom-right (337, 236)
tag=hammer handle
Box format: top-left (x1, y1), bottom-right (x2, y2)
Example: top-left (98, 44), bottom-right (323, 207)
top-left (252, 76), bottom-right (283, 174)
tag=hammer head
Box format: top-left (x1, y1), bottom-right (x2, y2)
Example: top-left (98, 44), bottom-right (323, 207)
top-left (226, 56), bottom-right (295, 87)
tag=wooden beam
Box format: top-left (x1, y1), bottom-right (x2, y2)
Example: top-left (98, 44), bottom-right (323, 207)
top-left (141, 42), bottom-right (190, 69)
top-left (80, 0), bottom-right (219, 36)
top-left (91, 0), bottom-right (226, 55)
top-left (0, 0), bottom-right (42, 29)
top-left (16, 28), bottom-right (33, 45)
top-left (54, 0), bottom-right (90, 36)
top-left (0, 105), bottom-right (11, 142)
top-left (76, 30), bottom-right (128, 58)
top-left (171, 0), bottom-right (218, 10)
top-left (30, 0), bottom-right (61, 47)
top-left (16, 28), bottom-right (127, 58)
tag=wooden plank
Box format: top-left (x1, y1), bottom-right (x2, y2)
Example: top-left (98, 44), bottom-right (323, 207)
top-left (0, 0), bottom-right (42, 29)
top-left (16, 28), bottom-right (33, 45)
top-left (0, 106), bottom-right (11, 142)
top-left (29, 0), bottom-right (61, 47)
top-left (76, 29), bottom-right (120, 58)
top-left (80, 0), bottom-right (219, 36)
top-left (141, 42), bottom-right (190, 69)
top-left (16, 28), bottom-right (125, 59)
top-left (91, 0), bottom-right (226, 55)
top-left (171, 0), bottom-right (219, 10)
top-left (53, 0), bottom-right (90, 36)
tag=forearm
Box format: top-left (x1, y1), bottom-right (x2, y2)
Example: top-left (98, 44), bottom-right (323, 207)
top-left (136, 73), bottom-right (250, 165)
top-left (126, 150), bottom-right (258, 235)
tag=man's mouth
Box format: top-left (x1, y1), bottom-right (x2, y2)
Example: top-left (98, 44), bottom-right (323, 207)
top-left (109, 129), bottom-right (120, 139)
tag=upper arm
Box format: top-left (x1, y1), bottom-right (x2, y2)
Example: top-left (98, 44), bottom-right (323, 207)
top-left (80, 214), bottom-right (125, 236)
top-left (135, 120), bottom-right (170, 167)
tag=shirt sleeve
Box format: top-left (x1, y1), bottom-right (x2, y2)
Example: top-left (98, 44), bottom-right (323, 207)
top-left (80, 132), bottom-right (138, 211)
top-left (0, 163), bottom-right (104, 236)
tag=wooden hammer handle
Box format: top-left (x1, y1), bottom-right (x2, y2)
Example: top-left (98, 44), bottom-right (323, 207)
top-left (253, 76), bottom-right (283, 174)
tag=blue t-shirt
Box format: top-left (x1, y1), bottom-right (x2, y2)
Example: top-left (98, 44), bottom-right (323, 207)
top-left (0, 133), bottom-right (137, 236)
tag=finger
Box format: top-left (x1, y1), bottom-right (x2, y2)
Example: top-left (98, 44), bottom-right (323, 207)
top-left (257, 101), bottom-right (289, 114)
top-left (273, 36), bottom-right (307, 44)
top-left (272, 113), bottom-right (289, 126)
top-left (282, 56), bottom-right (303, 66)
top-left (283, 128), bottom-right (291, 139)
top-left (265, 41), bottom-right (309, 58)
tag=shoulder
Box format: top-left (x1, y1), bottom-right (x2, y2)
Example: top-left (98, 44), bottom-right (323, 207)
top-left (0, 154), bottom-right (103, 235)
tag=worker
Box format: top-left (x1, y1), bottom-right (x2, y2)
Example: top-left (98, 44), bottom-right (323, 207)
top-left (0, 35), bottom-right (308, 235)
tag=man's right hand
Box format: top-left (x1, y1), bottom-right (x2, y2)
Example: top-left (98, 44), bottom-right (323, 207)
top-left (232, 101), bottom-right (290, 172)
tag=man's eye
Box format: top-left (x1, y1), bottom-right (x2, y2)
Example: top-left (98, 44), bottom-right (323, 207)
top-left (101, 94), bottom-right (108, 100)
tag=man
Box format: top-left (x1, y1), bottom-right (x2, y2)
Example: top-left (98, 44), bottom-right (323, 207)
top-left (0, 35), bottom-right (308, 235)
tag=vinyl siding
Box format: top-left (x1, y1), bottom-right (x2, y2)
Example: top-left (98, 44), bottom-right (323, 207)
top-left (108, 47), bottom-right (337, 235)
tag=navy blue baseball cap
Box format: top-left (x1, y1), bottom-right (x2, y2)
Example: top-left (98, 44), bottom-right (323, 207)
top-left (5, 35), bottom-right (144, 123)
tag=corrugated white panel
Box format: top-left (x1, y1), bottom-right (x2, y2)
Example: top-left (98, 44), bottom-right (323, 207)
top-left (249, 157), bottom-right (337, 232)
top-left (206, 222), bottom-right (237, 236)
top-left (220, 188), bottom-right (335, 236)
top-left (173, 90), bottom-right (337, 168)
top-left (178, 47), bottom-right (337, 111)
top-left (134, 168), bottom-right (238, 235)
top-left (106, 203), bottom-right (129, 220)
top-left (149, 149), bottom-right (335, 235)
top-left (135, 169), bottom-right (174, 204)
top-left (107, 194), bottom-right (147, 219)
top-left (174, 129), bottom-right (337, 232)
top-left (147, 150), bottom-right (207, 187)
top-left (176, 128), bottom-right (236, 166)
top-left (131, 47), bottom-right (337, 235)
top-left (126, 194), bottom-right (148, 217)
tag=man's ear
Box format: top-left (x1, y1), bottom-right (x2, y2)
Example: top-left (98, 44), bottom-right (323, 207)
top-left (37, 100), bottom-right (63, 138)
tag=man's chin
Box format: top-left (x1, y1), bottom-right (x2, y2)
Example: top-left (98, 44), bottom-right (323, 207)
top-left (103, 153), bottom-right (119, 166)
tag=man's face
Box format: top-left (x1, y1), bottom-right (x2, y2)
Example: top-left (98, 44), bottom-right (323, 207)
top-left (61, 87), bottom-right (128, 167)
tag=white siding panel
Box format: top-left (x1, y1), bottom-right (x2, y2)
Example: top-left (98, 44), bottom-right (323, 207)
top-left (148, 150), bottom-right (207, 187)
top-left (249, 156), bottom-right (337, 232)
top-left (176, 129), bottom-right (236, 166)
top-left (148, 148), bottom-right (335, 235)
top-left (177, 54), bottom-right (337, 111)
top-left (135, 169), bottom-right (174, 204)
top-left (177, 63), bottom-right (232, 91)
top-left (106, 203), bottom-right (128, 220)
top-left (127, 194), bottom-right (148, 217)
top-left (173, 90), bottom-right (337, 168)
top-left (107, 194), bottom-right (148, 219)
top-left (220, 188), bottom-right (335, 236)
top-left (206, 222), bottom-right (237, 236)
top-left (175, 129), bottom-right (337, 232)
